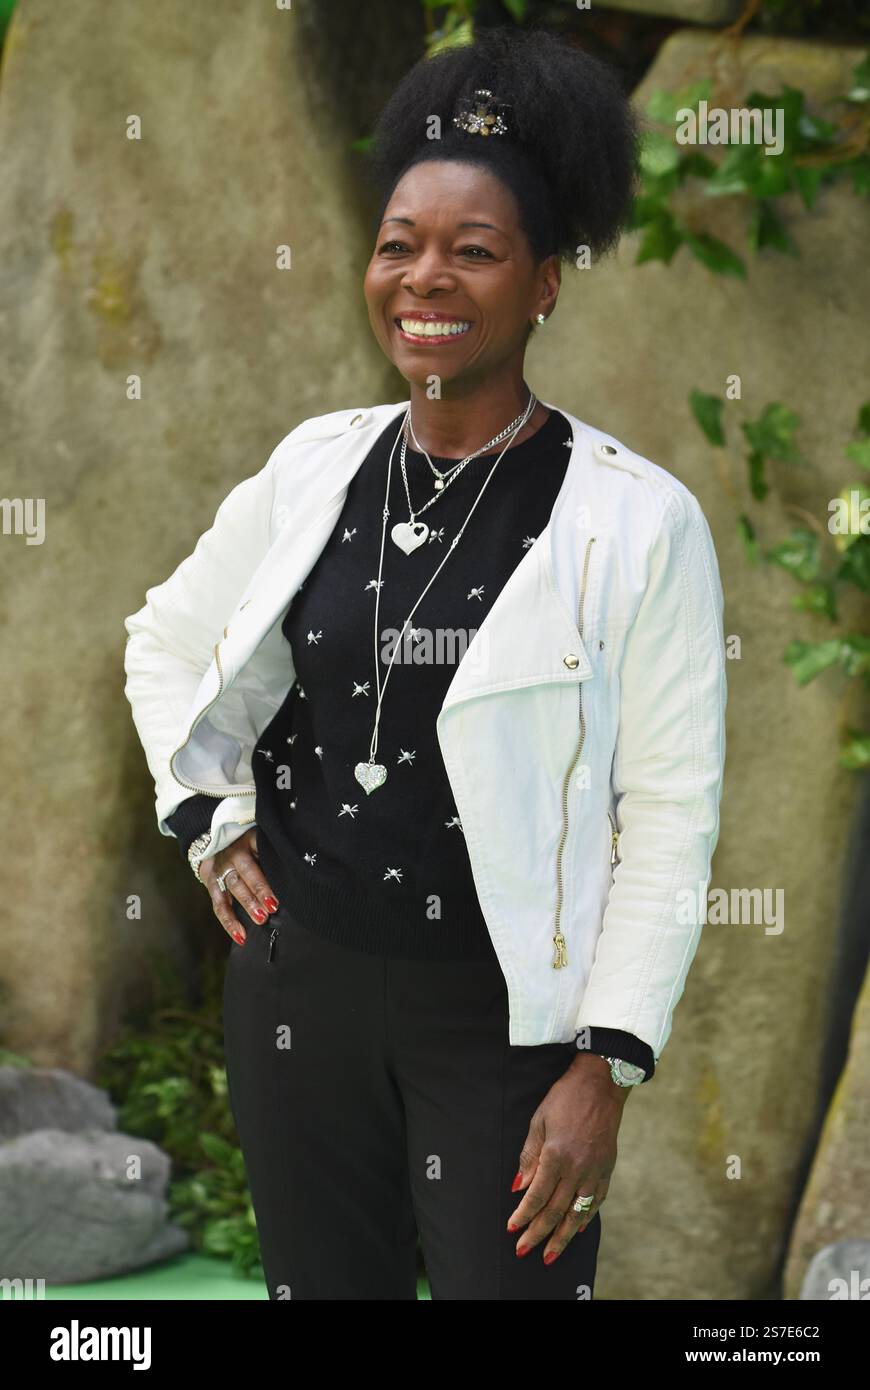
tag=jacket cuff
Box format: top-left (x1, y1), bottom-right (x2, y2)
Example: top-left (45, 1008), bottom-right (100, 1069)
top-left (576, 1027), bottom-right (656, 1083)
top-left (164, 794), bottom-right (219, 861)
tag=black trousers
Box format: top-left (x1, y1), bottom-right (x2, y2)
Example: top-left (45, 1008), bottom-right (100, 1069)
top-left (223, 900), bottom-right (602, 1300)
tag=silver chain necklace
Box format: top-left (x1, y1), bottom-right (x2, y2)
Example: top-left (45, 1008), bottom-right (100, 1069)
top-left (391, 400), bottom-right (534, 556)
top-left (354, 391), bottom-right (537, 795)
top-left (407, 404), bottom-right (530, 490)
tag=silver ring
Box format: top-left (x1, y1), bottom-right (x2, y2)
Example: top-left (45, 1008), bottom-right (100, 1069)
top-left (572, 1193), bottom-right (595, 1214)
top-left (217, 867), bottom-right (239, 893)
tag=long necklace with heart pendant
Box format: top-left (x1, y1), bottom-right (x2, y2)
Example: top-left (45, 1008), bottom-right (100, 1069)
top-left (354, 393), bottom-right (537, 795)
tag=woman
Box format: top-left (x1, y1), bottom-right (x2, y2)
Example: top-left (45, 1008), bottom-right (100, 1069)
top-left (124, 26), bottom-right (726, 1300)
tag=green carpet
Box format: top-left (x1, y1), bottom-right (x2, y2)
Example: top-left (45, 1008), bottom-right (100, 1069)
top-left (42, 1253), bottom-right (431, 1300)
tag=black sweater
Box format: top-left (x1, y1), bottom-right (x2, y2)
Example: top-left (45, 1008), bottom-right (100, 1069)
top-left (167, 407), bottom-right (655, 1080)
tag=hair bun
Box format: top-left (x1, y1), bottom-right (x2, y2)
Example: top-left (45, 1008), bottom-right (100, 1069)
top-left (368, 24), bottom-right (639, 264)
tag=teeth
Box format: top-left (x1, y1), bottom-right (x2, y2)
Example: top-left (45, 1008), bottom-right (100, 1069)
top-left (399, 319), bottom-right (471, 337)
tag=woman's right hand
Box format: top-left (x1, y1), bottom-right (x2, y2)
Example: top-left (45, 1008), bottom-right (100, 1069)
top-left (197, 827), bottom-right (279, 945)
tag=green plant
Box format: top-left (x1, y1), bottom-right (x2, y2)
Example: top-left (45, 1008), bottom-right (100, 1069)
top-left (96, 953), bottom-right (262, 1278)
top-left (692, 394), bottom-right (870, 770)
top-left (632, 53), bottom-right (870, 276)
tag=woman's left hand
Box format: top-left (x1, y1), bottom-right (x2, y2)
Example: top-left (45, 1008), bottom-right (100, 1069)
top-left (507, 1053), bottom-right (630, 1264)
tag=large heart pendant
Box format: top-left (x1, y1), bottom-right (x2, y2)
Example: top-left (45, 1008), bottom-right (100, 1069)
top-left (391, 520), bottom-right (429, 555)
top-left (354, 760), bottom-right (387, 794)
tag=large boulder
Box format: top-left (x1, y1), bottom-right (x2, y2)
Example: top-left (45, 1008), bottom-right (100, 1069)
top-left (785, 951), bottom-right (870, 1298)
top-left (531, 31), bottom-right (870, 1298)
top-left (0, 0), bottom-right (414, 1072)
top-left (0, 1066), bottom-right (186, 1281)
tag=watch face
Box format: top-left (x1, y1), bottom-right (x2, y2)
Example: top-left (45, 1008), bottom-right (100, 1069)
top-left (613, 1059), bottom-right (645, 1085)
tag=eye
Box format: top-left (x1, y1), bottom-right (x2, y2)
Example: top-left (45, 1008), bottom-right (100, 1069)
top-left (378, 240), bottom-right (408, 254)
top-left (460, 246), bottom-right (493, 259)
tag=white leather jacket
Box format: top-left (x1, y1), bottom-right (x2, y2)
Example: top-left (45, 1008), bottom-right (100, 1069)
top-left (124, 400), bottom-right (727, 1059)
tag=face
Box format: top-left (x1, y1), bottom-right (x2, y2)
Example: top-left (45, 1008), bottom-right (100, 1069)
top-left (363, 159), bottom-right (559, 388)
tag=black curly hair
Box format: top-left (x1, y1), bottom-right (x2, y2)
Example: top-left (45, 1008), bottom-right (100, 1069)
top-left (366, 25), bottom-right (640, 271)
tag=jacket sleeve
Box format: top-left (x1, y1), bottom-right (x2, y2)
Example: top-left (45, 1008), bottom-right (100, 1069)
top-left (581, 1027), bottom-right (656, 1083)
top-left (165, 793), bottom-right (228, 861)
top-left (575, 483), bottom-right (727, 1062)
top-left (123, 445), bottom-right (280, 838)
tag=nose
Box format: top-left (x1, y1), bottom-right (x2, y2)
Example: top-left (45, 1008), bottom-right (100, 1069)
top-left (400, 246), bottom-right (457, 298)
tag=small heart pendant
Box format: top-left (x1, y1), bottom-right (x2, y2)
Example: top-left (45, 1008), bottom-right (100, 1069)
top-left (354, 761), bottom-right (387, 794)
top-left (391, 520), bottom-right (429, 555)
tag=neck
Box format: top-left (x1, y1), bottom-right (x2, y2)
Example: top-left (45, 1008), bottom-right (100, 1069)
top-left (406, 372), bottom-right (542, 460)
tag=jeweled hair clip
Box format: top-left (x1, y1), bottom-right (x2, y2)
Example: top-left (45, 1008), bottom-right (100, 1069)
top-left (452, 88), bottom-right (511, 137)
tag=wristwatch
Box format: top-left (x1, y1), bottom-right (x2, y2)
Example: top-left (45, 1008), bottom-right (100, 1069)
top-left (603, 1056), bottom-right (646, 1087)
top-left (187, 831), bottom-right (214, 882)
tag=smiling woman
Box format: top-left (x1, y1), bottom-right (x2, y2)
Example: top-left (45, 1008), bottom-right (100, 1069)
top-left (124, 22), bottom-right (726, 1303)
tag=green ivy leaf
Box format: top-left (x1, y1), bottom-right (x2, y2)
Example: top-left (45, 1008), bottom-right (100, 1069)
top-left (792, 164), bottom-right (826, 210)
top-left (840, 732), bottom-right (870, 771)
top-left (783, 639), bottom-right (841, 684)
top-left (635, 214), bottom-right (682, 265)
top-left (639, 130), bottom-right (680, 178)
top-left (785, 636), bottom-right (870, 684)
top-left (737, 513), bottom-right (759, 565)
top-left (765, 528), bottom-right (819, 582)
top-left (747, 447), bottom-right (769, 501)
top-left (857, 402), bottom-right (870, 435)
top-left (500, 0), bottom-right (527, 19)
top-left (645, 81), bottom-right (711, 124)
top-left (683, 231), bottom-right (746, 278)
top-left (850, 155), bottom-right (870, 198)
top-left (427, 17), bottom-right (474, 54)
top-left (689, 389), bottom-right (726, 446)
top-left (791, 582), bottom-right (837, 621)
top-left (750, 200), bottom-right (798, 255)
top-left (198, 1131), bottom-right (237, 1166)
top-left (837, 534), bottom-right (870, 590)
top-left (677, 151), bottom-right (717, 181)
top-left (846, 440), bottom-right (870, 470)
top-left (741, 403), bottom-right (804, 465)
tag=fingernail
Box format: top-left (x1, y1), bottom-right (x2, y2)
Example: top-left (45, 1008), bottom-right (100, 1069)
top-left (264, 896), bottom-right (279, 913)
top-left (506, 1222), bottom-right (520, 1233)
top-left (510, 1171), bottom-right (524, 1192)
top-left (516, 1245), bottom-right (531, 1259)
top-left (232, 932), bottom-right (245, 945)
top-left (253, 909), bottom-right (267, 923)
top-left (543, 1251), bottom-right (558, 1265)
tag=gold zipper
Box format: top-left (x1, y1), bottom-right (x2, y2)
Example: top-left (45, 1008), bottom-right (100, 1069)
top-left (168, 640), bottom-right (257, 803)
top-left (552, 536), bottom-right (596, 969)
top-left (608, 809), bottom-right (620, 868)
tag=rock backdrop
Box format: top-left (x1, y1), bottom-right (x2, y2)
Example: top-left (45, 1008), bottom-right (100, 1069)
top-left (0, 4), bottom-right (867, 1300)
top-left (0, 0), bottom-right (414, 1071)
top-left (530, 30), bottom-right (870, 1299)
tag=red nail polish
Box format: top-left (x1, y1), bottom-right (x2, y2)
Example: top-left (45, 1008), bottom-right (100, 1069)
top-left (516, 1245), bottom-right (531, 1258)
top-left (264, 896), bottom-right (278, 913)
top-left (253, 909), bottom-right (266, 923)
top-left (506, 1222), bottom-right (519, 1233)
top-left (543, 1251), bottom-right (558, 1265)
top-left (511, 1171), bottom-right (524, 1192)
top-left (232, 932), bottom-right (245, 946)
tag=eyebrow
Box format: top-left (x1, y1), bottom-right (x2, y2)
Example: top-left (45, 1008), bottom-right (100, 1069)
top-left (380, 216), bottom-right (507, 237)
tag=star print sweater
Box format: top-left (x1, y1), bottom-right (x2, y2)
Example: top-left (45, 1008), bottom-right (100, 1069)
top-left (167, 407), bottom-right (655, 1081)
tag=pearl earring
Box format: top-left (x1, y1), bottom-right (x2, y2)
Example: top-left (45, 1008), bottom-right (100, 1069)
top-left (535, 313), bottom-right (546, 324)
